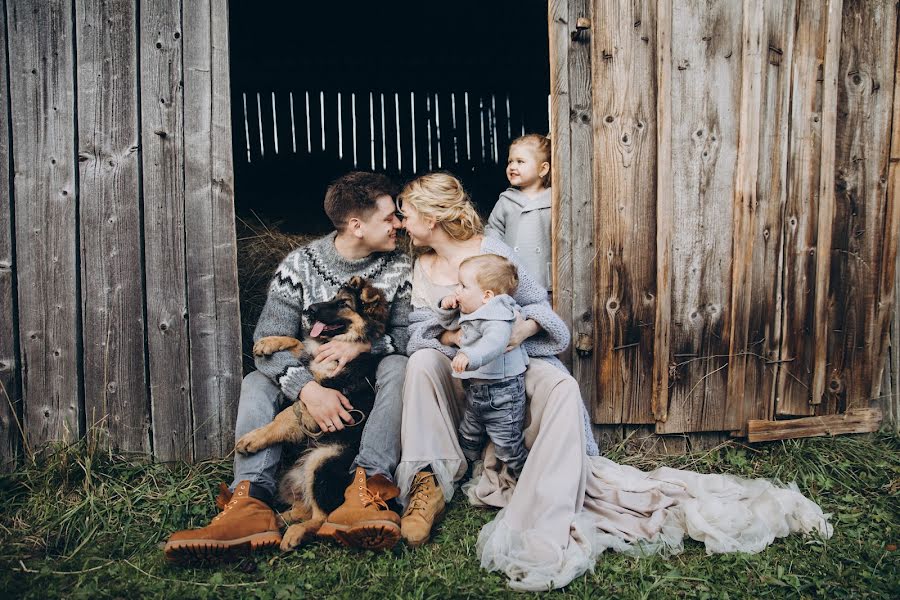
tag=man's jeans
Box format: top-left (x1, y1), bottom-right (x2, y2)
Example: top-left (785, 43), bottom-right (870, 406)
top-left (458, 374), bottom-right (528, 475)
top-left (231, 354), bottom-right (407, 497)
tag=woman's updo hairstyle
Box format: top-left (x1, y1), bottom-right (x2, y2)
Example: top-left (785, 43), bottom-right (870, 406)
top-left (398, 172), bottom-right (483, 241)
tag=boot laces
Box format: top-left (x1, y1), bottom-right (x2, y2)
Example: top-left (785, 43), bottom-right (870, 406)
top-left (360, 486), bottom-right (389, 511)
top-left (212, 489), bottom-right (244, 521)
top-left (407, 473), bottom-right (436, 514)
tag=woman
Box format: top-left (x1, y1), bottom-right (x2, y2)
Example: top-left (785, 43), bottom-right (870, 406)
top-left (395, 173), bottom-right (831, 591)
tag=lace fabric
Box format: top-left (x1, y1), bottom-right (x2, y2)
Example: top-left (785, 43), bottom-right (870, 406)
top-left (475, 455), bottom-right (833, 592)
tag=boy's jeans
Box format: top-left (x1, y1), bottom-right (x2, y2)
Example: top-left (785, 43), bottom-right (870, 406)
top-left (458, 373), bottom-right (528, 474)
top-left (231, 354), bottom-right (407, 497)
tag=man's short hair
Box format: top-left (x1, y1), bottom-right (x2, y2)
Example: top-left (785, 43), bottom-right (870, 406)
top-left (324, 172), bottom-right (398, 231)
top-left (460, 254), bottom-right (519, 296)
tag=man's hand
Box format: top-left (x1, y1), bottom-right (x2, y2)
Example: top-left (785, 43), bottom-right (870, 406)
top-left (440, 295), bottom-right (458, 310)
top-left (313, 340), bottom-right (371, 376)
top-left (299, 381), bottom-right (354, 432)
top-left (440, 328), bottom-right (463, 347)
top-left (451, 352), bottom-right (470, 373)
top-left (506, 314), bottom-right (541, 352)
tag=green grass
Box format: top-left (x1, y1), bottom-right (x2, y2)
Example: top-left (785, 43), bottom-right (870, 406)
top-left (1, 433), bottom-right (898, 599)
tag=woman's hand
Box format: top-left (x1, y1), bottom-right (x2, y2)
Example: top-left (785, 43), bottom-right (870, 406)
top-left (506, 315), bottom-right (541, 351)
top-left (440, 328), bottom-right (462, 347)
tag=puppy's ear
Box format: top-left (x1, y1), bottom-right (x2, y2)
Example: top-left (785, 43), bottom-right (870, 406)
top-left (347, 276), bottom-right (366, 292)
top-left (360, 285), bottom-right (389, 326)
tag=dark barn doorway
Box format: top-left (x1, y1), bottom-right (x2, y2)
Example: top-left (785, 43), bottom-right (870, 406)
top-left (229, 0), bottom-right (551, 234)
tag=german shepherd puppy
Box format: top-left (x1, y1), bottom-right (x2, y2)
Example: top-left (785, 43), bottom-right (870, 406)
top-left (235, 276), bottom-right (391, 550)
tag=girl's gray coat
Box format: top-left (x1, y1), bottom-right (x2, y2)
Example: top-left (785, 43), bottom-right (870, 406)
top-left (484, 187), bottom-right (552, 290)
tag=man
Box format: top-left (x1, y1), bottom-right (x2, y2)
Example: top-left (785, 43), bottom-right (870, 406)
top-left (164, 172), bottom-right (411, 562)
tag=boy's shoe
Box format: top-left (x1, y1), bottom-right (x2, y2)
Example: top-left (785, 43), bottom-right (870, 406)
top-left (163, 480), bottom-right (282, 564)
top-left (400, 470), bottom-right (446, 548)
top-left (318, 467), bottom-right (402, 551)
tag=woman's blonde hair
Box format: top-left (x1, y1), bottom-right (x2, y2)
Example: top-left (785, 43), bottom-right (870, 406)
top-left (398, 172), bottom-right (483, 242)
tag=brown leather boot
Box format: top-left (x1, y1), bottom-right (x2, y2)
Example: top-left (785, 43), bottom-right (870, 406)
top-left (401, 471), bottom-right (446, 548)
top-left (163, 480), bottom-right (282, 564)
top-left (318, 467), bottom-right (401, 551)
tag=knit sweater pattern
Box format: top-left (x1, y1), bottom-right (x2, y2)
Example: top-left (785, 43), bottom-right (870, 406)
top-left (253, 232), bottom-right (412, 402)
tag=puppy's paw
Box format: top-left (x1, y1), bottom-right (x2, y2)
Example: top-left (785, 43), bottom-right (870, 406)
top-left (235, 430), bottom-right (266, 455)
top-left (281, 522), bottom-right (318, 551)
top-left (253, 336), bottom-right (295, 357)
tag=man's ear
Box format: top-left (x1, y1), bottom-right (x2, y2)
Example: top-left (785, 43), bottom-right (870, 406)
top-left (348, 216), bottom-right (363, 238)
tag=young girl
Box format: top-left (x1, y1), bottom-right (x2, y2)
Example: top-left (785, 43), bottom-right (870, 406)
top-left (484, 134), bottom-right (552, 292)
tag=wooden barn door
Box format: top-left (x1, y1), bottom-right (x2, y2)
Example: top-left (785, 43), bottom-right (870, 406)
top-left (551, 0), bottom-right (900, 436)
top-left (0, 0), bottom-right (242, 466)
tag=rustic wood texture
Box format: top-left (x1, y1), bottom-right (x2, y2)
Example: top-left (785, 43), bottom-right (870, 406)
top-left (591, 0), bottom-right (657, 424)
top-left (0, 0), bottom-right (23, 470)
top-left (8, 0), bottom-right (82, 446)
top-left (777, 0), bottom-right (830, 416)
top-left (140, 0), bottom-right (194, 461)
top-left (722, 0), bottom-right (765, 433)
top-left (551, 0), bottom-right (597, 412)
top-left (210, 0), bottom-right (242, 453)
top-left (825, 0), bottom-right (898, 414)
top-left (76, 0), bottom-right (148, 452)
top-left (657, 1), bottom-right (743, 434)
top-left (183, 0), bottom-right (241, 458)
top-left (549, 0), bottom-right (571, 358)
top-left (652, 0), bottom-right (673, 424)
top-left (740, 0), bottom-right (798, 429)
top-left (810, 0), bottom-right (844, 407)
top-left (747, 407), bottom-right (882, 442)
top-left (881, 13), bottom-right (900, 433)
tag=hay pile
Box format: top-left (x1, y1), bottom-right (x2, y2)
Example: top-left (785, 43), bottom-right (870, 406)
top-left (236, 213), bottom-right (317, 374)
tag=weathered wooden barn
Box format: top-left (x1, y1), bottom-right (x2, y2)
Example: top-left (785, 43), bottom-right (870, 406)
top-left (0, 0), bottom-right (898, 468)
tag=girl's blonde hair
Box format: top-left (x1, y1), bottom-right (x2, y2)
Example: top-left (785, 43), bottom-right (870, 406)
top-left (510, 133), bottom-right (552, 188)
top-left (398, 172), bottom-right (483, 242)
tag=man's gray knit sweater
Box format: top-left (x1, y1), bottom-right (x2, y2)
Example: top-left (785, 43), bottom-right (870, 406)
top-left (253, 232), bottom-right (412, 401)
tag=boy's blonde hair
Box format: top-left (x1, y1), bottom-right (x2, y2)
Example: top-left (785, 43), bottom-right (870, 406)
top-left (460, 254), bottom-right (519, 297)
top-left (398, 172), bottom-right (483, 242)
top-left (510, 134), bottom-right (551, 188)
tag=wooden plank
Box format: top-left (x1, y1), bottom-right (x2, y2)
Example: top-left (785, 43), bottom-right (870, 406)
top-left (740, 0), bottom-right (798, 428)
top-left (723, 0), bottom-right (765, 432)
top-left (397, 91), bottom-right (415, 176)
top-left (0, 0), bottom-right (23, 469)
top-left (657, 0), bottom-right (743, 433)
top-left (184, 0), bottom-right (221, 458)
top-left (828, 0), bottom-right (898, 415)
top-left (652, 0), bottom-right (673, 425)
top-left (567, 0), bottom-right (596, 417)
top-left (747, 407), bottom-right (882, 442)
top-left (549, 0), bottom-right (572, 370)
top-left (591, 0), bottom-right (657, 425)
top-left (273, 90), bottom-right (294, 156)
top-left (8, 0), bottom-right (81, 447)
top-left (810, 0), bottom-right (843, 407)
top-left (882, 12), bottom-right (900, 433)
top-left (75, 0), bottom-right (148, 452)
top-left (140, 0), bottom-right (193, 461)
top-left (777, 0), bottom-right (829, 416)
top-left (209, 0), bottom-right (242, 454)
